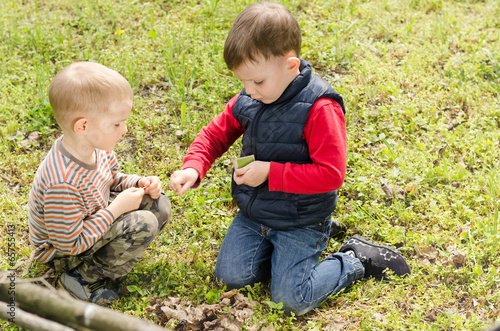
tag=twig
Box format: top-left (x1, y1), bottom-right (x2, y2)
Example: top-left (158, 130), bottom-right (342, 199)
top-left (0, 270), bottom-right (169, 331)
top-left (0, 269), bottom-right (58, 294)
top-left (0, 302), bottom-right (76, 331)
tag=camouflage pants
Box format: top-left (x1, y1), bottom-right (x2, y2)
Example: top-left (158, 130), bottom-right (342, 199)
top-left (50, 193), bottom-right (171, 283)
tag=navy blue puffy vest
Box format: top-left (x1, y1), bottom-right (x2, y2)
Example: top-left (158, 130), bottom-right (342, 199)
top-left (231, 59), bottom-right (345, 228)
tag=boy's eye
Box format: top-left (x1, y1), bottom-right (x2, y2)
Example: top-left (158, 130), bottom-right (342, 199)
top-left (254, 81), bottom-right (263, 85)
top-left (115, 124), bottom-right (120, 127)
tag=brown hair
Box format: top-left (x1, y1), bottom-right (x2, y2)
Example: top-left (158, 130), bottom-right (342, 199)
top-left (48, 62), bottom-right (133, 127)
top-left (224, 2), bottom-right (301, 70)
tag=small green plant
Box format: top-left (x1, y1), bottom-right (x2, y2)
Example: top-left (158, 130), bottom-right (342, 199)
top-left (204, 288), bottom-right (222, 304)
top-left (487, 171), bottom-right (499, 235)
top-left (26, 102), bottom-right (57, 133)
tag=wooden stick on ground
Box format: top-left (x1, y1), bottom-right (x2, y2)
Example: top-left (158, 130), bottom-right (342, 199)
top-left (0, 304), bottom-right (76, 331)
top-left (0, 270), bottom-right (168, 331)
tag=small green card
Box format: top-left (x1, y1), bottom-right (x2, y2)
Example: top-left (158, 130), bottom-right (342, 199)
top-left (232, 155), bottom-right (255, 169)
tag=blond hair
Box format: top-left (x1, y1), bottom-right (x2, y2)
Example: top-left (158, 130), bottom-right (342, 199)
top-left (49, 62), bottom-right (133, 127)
top-left (224, 2), bottom-right (301, 71)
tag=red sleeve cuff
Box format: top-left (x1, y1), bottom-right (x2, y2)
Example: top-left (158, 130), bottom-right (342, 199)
top-left (268, 162), bottom-right (285, 192)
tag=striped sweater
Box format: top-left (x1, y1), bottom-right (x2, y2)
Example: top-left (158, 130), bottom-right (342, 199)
top-left (28, 137), bottom-right (141, 263)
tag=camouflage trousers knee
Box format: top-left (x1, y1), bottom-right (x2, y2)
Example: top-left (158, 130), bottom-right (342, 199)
top-left (50, 193), bottom-right (171, 282)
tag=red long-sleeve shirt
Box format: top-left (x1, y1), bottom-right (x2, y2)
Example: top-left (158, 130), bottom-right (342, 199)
top-left (182, 95), bottom-right (346, 194)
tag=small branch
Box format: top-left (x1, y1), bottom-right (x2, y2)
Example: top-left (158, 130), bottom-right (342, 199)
top-left (0, 303), bottom-right (76, 331)
top-left (0, 270), bottom-right (168, 331)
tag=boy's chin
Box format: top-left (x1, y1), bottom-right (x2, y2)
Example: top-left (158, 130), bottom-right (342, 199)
top-left (101, 144), bottom-right (117, 151)
top-left (259, 98), bottom-right (274, 104)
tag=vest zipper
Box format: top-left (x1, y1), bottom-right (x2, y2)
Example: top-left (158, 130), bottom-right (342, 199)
top-left (246, 104), bottom-right (267, 220)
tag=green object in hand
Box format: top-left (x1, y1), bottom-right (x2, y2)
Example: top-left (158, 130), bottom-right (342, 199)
top-left (233, 155), bottom-right (255, 169)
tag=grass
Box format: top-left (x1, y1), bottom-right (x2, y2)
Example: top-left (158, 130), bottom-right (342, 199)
top-left (1, 0), bottom-right (499, 330)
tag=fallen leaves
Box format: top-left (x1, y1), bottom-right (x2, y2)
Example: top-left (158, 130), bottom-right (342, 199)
top-left (414, 244), bottom-right (467, 269)
top-left (146, 289), bottom-right (257, 331)
top-left (9, 130), bottom-right (42, 150)
top-left (20, 131), bottom-right (42, 148)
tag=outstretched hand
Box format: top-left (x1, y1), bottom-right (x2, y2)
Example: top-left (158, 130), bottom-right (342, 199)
top-left (169, 168), bottom-right (199, 196)
top-left (233, 161), bottom-right (270, 187)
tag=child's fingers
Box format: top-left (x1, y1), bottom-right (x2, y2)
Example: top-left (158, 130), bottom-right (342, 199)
top-left (138, 178), bottom-right (151, 189)
top-left (234, 167), bottom-right (249, 176)
top-left (233, 172), bottom-right (244, 185)
top-left (178, 183), bottom-right (191, 196)
top-left (168, 181), bottom-right (183, 196)
top-left (149, 192), bottom-right (161, 199)
top-left (148, 176), bottom-right (161, 187)
top-left (151, 180), bottom-right (161, 190)
top-left (176, 179), bottom-right (194, 196)
top-left (132, 187), bottom-right (146, 197)
top-left (169, 169), bottom-right (199, 196)
top-left (168, 178), bottom-right (181, 192)
top-left (146, 184), bottom-right (162, 199)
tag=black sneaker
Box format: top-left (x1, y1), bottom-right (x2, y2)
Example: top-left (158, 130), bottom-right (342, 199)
top-left (330, 220), bottom-right (348, 241)
top-left (58, 269), bottom-right (119, 304)
top-left (339, 234), bottom-right (411, 280)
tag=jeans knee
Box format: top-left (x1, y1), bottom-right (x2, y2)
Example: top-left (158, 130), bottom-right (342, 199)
top-left (215, 266), bottom-right (254, 290)
top-left (272, 292), bottom-right (313, 316)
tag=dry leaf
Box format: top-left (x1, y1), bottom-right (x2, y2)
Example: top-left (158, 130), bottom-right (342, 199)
top-left (380, 179), bottom-right (405, 200)
top-left (414, 245), bottom-right (438, 260)
top-left (20, 131), bottom-right (42, 148)
top-left (451, 249), bottom-right (466, 267)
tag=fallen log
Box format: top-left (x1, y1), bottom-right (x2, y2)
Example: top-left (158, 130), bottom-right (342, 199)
top-left (0, 270), bottom-right (168, 331)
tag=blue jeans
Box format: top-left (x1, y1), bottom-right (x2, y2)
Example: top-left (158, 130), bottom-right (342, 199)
top-left (214, 211), bottom-right (364, 315)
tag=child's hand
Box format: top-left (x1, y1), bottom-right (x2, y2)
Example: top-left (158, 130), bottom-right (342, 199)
top-left (138, 176), bottom-right (162, 199)
top-left (233, 161), bottom-right (270, 187)
top-left (169, 168), bottom-right (199, 196)
top-left (107, 187), bottom-right (145, 219)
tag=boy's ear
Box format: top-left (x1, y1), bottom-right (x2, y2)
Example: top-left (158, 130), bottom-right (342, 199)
top-left (73, 117), bottom-right (88, 136)
top-left (286, 56), bottom-right (301, 75)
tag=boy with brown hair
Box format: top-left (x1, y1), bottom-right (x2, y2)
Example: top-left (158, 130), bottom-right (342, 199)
top-left (169, 2), bottom-right (410, 315)
top-left (29, 62), bottom-right (171, 304)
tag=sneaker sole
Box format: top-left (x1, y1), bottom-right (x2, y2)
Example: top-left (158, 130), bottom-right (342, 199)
top-left (58, 278), bottom-right (82, 300)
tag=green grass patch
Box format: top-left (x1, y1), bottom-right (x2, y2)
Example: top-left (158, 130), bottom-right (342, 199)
top-left (1, 0), bottom-right (499, 330)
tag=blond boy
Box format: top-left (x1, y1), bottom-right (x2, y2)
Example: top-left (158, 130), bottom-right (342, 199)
top-left (29, 62), bottom-right (170, 304)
